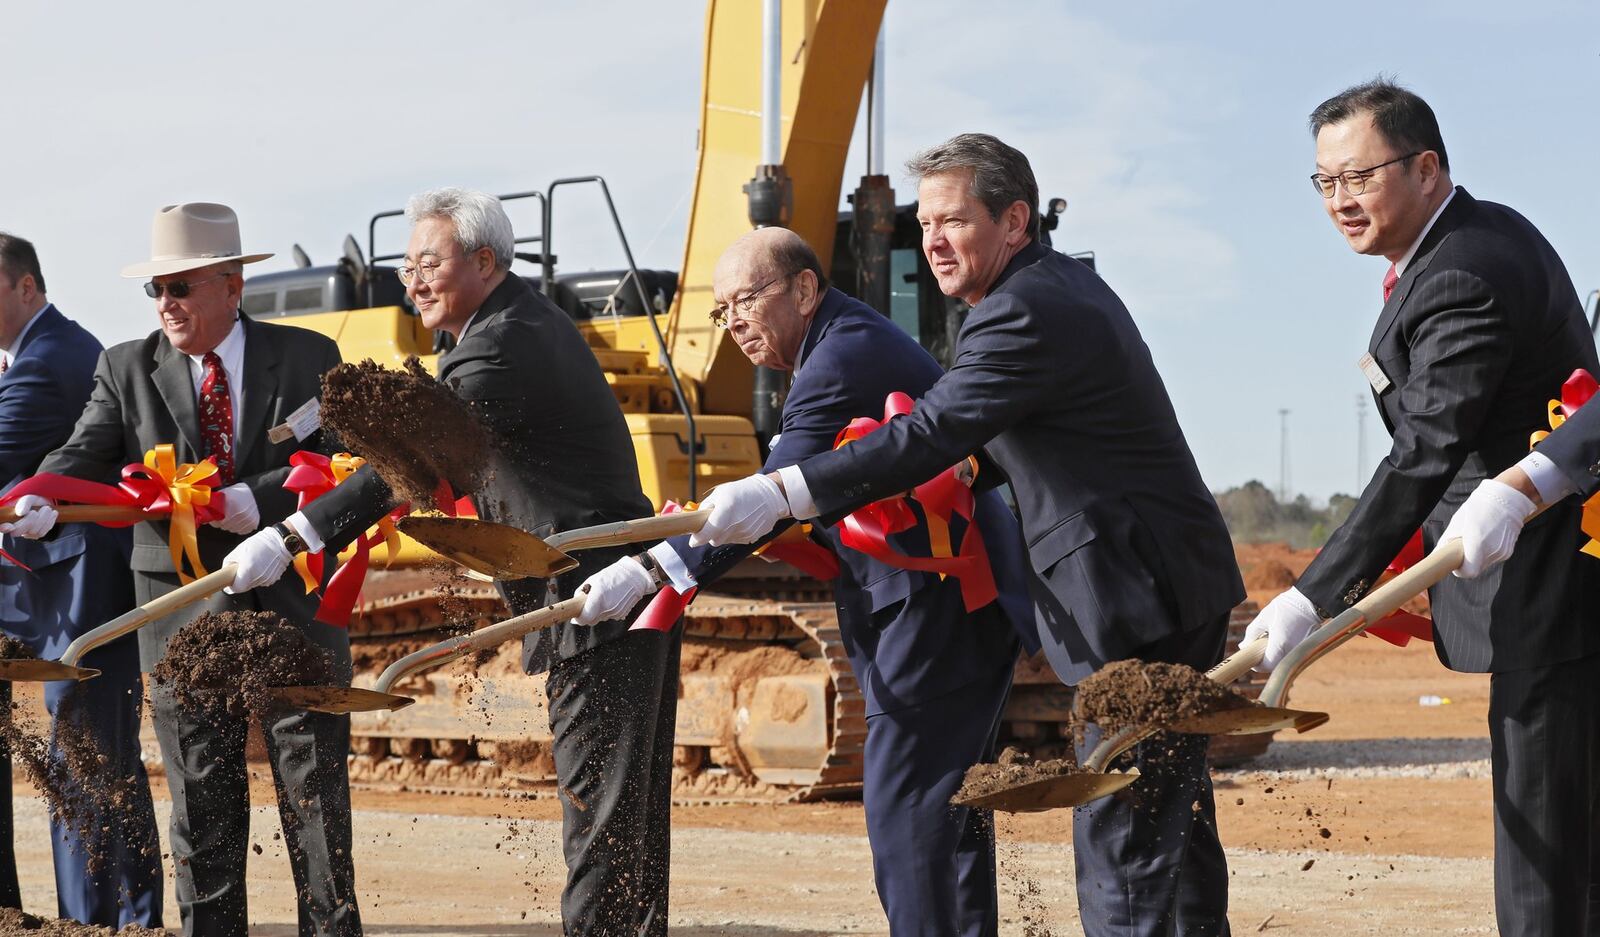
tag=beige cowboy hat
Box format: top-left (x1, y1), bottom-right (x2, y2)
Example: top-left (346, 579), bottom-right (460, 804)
top-left (120, 202), bottom-right (274, 279)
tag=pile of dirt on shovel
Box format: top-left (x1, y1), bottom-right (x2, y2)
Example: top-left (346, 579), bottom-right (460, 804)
top-left (0, 635), bottom-right (36, 660)
top-left (319, 356), bottom-right (492, 506)
top-left (953, 746), bottom-right (1085, 803)
top-left (1073, 659), bottom-right (1255, 734)
top-left (151, 611), bottom-right (336, 719)
top-left (0, 907), bottom-right (165, 935)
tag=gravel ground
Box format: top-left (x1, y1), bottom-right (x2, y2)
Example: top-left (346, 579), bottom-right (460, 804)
top-left (1218, 736), bottom-right (1491, 780)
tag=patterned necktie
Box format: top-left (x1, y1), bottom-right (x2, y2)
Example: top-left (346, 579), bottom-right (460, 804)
top-left (199, 352), bottom-right (235, 484)
top-left (1382, 264), bottom-right (1399, 302)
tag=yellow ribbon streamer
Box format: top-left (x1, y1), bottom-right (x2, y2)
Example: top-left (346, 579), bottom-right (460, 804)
top-left (1530, 400), bottom-right (1600, 560)
top-left (144, 444), bottom-right (219, 584)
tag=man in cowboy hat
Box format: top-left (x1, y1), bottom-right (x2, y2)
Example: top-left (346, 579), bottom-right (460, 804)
top-left (10, 203), bottom-right (364, 937)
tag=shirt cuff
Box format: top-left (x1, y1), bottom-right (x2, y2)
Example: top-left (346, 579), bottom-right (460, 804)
top-left (776, 465), bottom-right (820, 519)
top-left (648, 541), bottom-right (698, 593)
top-left (1518, 451), bottom-right (1577, 505)
top-left (284, 511), bottom-right (327, 554)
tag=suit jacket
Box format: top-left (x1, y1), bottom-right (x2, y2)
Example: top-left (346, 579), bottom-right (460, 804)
top-left (796, 241), bottom-right (1242, 684)
top-left (38, 315), bottom-right (344, 668)
top-left (668, 288), bottom-right (1029, 716)
top-left (1534, 391), bottom-right (1600, 500)
top-left (1296, 188), bottom-right (1600, 673)
top-left (0, 305), bottom-right (134, 657)
top-left (302, 274), bottom-right (654, 674)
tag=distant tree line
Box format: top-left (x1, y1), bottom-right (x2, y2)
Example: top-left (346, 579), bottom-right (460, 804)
top-left (1213, 480), bottom-right (1358, 548)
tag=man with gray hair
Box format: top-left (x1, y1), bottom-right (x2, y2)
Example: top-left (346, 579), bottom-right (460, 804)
top-left (225, 187), bottom-right (673, 936)
top-left (685, 134), bottom-right (1244, 935)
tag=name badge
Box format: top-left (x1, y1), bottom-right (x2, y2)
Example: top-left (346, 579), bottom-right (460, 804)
top-left (268, 397), bottom-right (323, 444)
top-left (1356, 352), bottom-right (1392, 394)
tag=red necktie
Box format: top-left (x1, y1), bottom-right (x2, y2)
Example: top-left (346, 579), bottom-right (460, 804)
top-left (1382, 264), bottom-right (1398, 302)
top-left (199, 352), bottom-right (235, 484)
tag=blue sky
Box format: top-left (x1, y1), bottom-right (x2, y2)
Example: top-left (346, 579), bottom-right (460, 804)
top-left (5, 1), bottom-right (1597, 501)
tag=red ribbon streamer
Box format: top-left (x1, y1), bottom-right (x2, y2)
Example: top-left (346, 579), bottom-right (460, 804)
top-left (1362, 529), bottom-right (1433, 647)
top-left (831, 393), bottom-right (997, 612)
top-left (283, 451), bottom-right (406, 628)
top-left (632, 501), bottom-right (695, 632)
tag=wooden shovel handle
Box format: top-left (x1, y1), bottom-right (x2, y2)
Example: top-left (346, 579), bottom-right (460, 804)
top-left (59, 565), bottom-right (237, 668)
top-left (0, 505), bottom-right (148, 524)
top-left (373, 595), bottom-right (587, 695)
top-left (545, 509), bottom-right (712, 553)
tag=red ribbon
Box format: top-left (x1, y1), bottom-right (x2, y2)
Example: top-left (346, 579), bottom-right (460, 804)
top-left (631, 501), bottom-right (695, 632)
top-left (283, 451), bottom-right (406, 628)
top-left (430, 478), bottom-right (478, 519)
top-left (1362, 529), bottom-right (1434, 647)
top-left (831, 393), bottom-right (997, 612)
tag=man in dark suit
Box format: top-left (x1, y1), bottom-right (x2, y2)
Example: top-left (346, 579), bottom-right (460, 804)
top-left (10, 203), bottom-right (362, 937)
top-left (1246, 79), bottom-right (1600, 936)
top-left (687, 135), bottom-right (1243, 936)
top-left (0, 234), bottom-right (162, 927)
top-left (223, 187), bottom-right (670, 937)
top-left (577, 226), bottom-right (1033, 937)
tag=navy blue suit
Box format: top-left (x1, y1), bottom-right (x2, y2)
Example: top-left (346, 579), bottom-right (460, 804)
top-left (797, 243), bottom-right (1243, 936)
top-left (670, 288), bottom-right (1029, 936)
top-left (0, 305), bottom-right (161, 928)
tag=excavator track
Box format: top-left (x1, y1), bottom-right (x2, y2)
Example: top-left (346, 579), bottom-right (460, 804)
top-left (339, 567), bottom-right (1270, 803)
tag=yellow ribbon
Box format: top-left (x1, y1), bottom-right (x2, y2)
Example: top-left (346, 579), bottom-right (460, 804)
top-left (1530, 400), bottom-right (1600, 559)
top-left (144, 444), bottom-right (220, 584)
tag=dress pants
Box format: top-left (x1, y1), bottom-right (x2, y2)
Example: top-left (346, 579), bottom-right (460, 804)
top-left (863, 661), bottom-right (1014, 937)
top-left (1488, 650), bottom-right (1600, 937)
top-left (545, 620), bottom-right (681, 937)
top-left (149, 676), bottom-right (360, 937)
top-left (46, 634), bottom-right (162, 928)
top-left (1071, 619), bottom-right (1231, 937)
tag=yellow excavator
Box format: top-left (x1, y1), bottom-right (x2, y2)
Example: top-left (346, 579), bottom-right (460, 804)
top-left (241, 0), bottom-right (1267, 800)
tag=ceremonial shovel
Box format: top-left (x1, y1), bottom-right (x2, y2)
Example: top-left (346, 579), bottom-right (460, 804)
top-left (397, 508), bottom-right (712, 580)
top-left (6, 564), bottom-right (409, 714)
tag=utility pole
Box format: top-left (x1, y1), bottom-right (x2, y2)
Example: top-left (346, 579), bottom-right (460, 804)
top-left (1355, 395), bottom-right (1368, 492)
top-left (1278, 408), bottom-right (1291, 502)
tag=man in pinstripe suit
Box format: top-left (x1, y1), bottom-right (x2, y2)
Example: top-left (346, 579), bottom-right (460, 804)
top-left (1246, 78), bottom-right (1600, 936)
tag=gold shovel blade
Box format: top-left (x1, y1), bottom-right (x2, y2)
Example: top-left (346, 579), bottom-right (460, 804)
top-left (0, 659), bottom-right (99, 682)
top-left (268, 685), bottom-right (415, 714)
top-left (397, 516), bottom-right (579, 580)
top-left (951, 768), bottom-right (1141, 813)
top-left (1166, 706), bottom-right (1330, 736)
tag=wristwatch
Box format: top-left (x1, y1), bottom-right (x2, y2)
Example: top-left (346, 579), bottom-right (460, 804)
top-left (273, 521), bottom-right (308, 555)
top-left (634, 550), bottom-right (664, 588)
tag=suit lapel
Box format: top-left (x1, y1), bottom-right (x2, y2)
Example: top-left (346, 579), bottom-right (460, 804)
top-left (234, 317), bottom-right (279, 470)
top-left (1368, 187), bottom-right (1473, 352)
top-left (152, 340), bottom-right (205, 459)
top-left (13, 305), bottom-right (63, 360)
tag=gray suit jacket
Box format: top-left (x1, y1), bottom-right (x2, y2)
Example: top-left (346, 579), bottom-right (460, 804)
top-left (1296, 188), bottom-right (1600, 673)
top-left (302, 274), bottom-right (654, 674)
top-left (38, 315), bottom-right (345, 670)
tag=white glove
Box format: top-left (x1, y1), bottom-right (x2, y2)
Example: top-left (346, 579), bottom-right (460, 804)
top-left (208, 483), bottom-right (260, 535)
top-left (574, 556), bottom-right (658, 626)
top-left (1243, 586), bottom-right (1323, 673)
top-left (688, 473), bottom-right (791, 547)
top-left (222, 526), bottom-right (294, 594)
top-left (0, 495), bottom-right (59, 540)
top-left (1441, 478), bottom-right (1536, 579)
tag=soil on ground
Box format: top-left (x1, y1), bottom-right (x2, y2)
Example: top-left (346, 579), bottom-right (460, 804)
top-left (150, 611), bottom-right (336, 718)
top-left (319, 357), bottom-right (492, 507)
top-left (0, 907), bottom-right (164, 936)
top-left (1073, 659), bottom-right (1254, 734)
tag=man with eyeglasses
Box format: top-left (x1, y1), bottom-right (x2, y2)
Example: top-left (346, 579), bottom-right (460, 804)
top-left (573, 225), bottom-right (1037, 936)
top-left (9, 203), bottom-right (365, 937)
top-left (222, 187), bottom-right (672, 937)
top-left (1245, 78), bottom-right (1600, 936)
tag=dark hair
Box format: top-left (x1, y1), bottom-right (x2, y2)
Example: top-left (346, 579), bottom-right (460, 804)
top-left (770, 232), bottom-right (829, 292)
top-left (906, 133), bottom-right (1040, 238)
top-left (1309, 77), bottom-right (1450, 172)
top-left (0, 233), bottom-right (46, 294)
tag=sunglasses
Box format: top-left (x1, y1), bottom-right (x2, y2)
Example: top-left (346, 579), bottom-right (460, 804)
top-left (143, 272), bottom-right (229, 299)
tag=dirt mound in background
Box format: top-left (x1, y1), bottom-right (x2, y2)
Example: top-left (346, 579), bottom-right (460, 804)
top-left (151, 611), bottom-right (336, 718)
top-left (320, 356), bottom-right (492, 506)
top-left (1074, 659), bottom-right (1253, 734)
top-left (0, 907), bottom-right (164, 935)
top-left (1233, 540), bottom-right (1432, 616)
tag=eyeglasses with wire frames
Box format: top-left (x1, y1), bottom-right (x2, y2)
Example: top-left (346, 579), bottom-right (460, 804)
top-left (1310, 152), bottom-right (1421, 198)
top-left (396, 253), bottom-right (461, 287)
top-left (709, 273), bottom-right (793, 329)
top-left (143, 272), bottom-right (230, 299)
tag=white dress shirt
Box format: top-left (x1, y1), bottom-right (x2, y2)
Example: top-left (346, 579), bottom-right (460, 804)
top-left (1, 302), bottom-right (52, 371)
